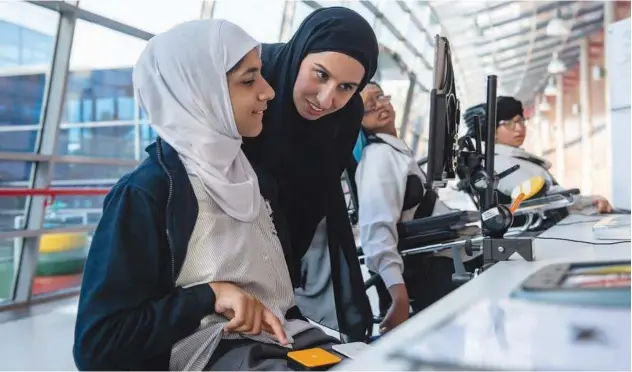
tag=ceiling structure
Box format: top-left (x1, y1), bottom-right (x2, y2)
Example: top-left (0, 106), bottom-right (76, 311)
top-left (429, 1), bottom-right (607, 107)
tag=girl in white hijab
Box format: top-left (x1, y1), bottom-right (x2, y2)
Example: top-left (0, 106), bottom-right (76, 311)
top-left (74, 19), bottom-right (339, 372)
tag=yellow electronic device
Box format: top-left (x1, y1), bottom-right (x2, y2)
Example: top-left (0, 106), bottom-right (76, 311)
top-left (511, 176), bottom-right (545, 200)
top-left (287, 347), bottom-right (342, 371)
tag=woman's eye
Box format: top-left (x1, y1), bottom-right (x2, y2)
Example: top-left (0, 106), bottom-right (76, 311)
top-left (316, 70), bottom-right (328, 81)
top-left (243, 79), bottom-right (255, 86)
top-left (340, 84), bottom-right (354, 92)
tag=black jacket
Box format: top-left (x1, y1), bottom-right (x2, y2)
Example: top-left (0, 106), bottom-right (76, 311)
top-left (73, 138), bottom-right (301, 370)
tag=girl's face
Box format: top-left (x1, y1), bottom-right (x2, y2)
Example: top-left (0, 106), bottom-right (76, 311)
top-left (227, 48), bottom-right (275, 137)
top-left (292, 51), bottom-right (365, 120)
top-left (495, 114), bottom-right (527, 148)
top-left (361, 83), bottom-right (395, 133)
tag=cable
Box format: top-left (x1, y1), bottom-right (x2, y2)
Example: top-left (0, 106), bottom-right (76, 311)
top-left (533, 236), bottom-right (631, 245)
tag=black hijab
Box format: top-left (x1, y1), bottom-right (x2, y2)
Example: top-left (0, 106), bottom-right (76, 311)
top-left (242, 7), bottom-right (378, 341)
top-left (242, 7), bottom-right (378, 257)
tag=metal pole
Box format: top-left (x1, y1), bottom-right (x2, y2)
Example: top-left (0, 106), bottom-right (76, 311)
top-left (579, 37), bottom-right (593, 194)
top-left (13, 8), bottom-right (77, 304)
top-left (484, 75), bottom-right (498, 210)
top-left (555, 74), bottom-right (565, 182)
top-left (533, 94), bottom-right (543, 156)
top-left (398, 74), bottom-right (417, 140)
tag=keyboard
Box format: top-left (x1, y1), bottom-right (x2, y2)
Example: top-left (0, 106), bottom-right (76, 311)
top-left (592, 216), bottom-right (631, 240)
top-left (396, 211), bottom-right (473, 237)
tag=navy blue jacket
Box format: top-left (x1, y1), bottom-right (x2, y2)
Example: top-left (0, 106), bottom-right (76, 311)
top-left (73, 138), bottom-right (299, 370)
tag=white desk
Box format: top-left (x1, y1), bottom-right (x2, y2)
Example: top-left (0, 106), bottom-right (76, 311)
top-left (338, 214), bottom-right (631, 371)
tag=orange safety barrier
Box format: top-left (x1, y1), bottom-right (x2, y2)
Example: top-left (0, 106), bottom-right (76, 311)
top-left (0, 188), bottom-right (111, 206)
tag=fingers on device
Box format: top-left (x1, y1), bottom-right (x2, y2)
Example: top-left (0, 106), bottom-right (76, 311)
top-left (287, 347), bottom-right (342, 371)
top-left (332, 342), bottom-right (370, 359)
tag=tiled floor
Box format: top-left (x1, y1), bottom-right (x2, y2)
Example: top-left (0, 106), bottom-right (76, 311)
top-left (0, 297), bottom-right (78, 371)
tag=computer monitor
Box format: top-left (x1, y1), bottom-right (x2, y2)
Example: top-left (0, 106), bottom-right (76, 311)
top-left (425, 35), bottom-right (460, 189)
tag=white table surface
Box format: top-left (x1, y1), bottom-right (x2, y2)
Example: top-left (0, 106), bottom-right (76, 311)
top-left (337, 213), bottom-right (631, 370)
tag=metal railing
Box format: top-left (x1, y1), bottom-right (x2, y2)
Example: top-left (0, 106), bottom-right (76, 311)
top-left (0, 187), bottom-right (110, 305)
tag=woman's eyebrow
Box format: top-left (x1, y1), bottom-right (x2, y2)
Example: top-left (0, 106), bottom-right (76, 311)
top-left (240, 66), bottom-right (260, 76)
top-left (314, 63), bottom-right (360, 87)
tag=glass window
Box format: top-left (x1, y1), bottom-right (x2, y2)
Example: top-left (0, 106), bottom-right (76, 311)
top-left (404, 127), bottom-right (416, 150)
top-left (0, 160), bottom-right (33, 186)
top-left (405, 23), bottom-right (424, 51)
top-left (379, 1), bottom-right (409, 35)
top-left (57, 125), bottom-right (137, 158)
top-left (421, 42), bottom-right (433, 66)
top-left (79, 0), bottom-right (204, 34)
top-left (30, 177), bottom-right (108, 296)
top-left (0, 160), bottom-right (33, 231)
top-left (139, 122), bottom-right (157, 154)
top-left (64, 99), bottom-right (81, 123)
top-left (398, 44), bottom-right (416, 71)
top-left (291, 1), bottom-right (316, 34)
top-left (0, 238), bottom-right (16, 303)
top-left (117, 96), bottom-right (135, 121)
top-left (0, 2), bottom-right (58, 152)
top-left (69, 21), bottom-right (146, 71)
top-left (32, 226), bottom-right (94, 297)
top-left (95, 97), bottom-right (115, 121)
top-left (58, 21), bottom-right (146, 159)
top-left (375, 23), bottom-right (401, 53)
top-left (213, 0), bottom-right (285, 43)
top-left (52, 163), bottom-right (136, 189)
top-left (0, 159), bottom-right (32, 270)
top-left (416, 63), bottom-right (432, 90)
top-left (412, 3), bottom-right (431, 27)
top-left (340, 1), bottom-right (376, 27)
top-left (0, 128), bottom-right (40, 153)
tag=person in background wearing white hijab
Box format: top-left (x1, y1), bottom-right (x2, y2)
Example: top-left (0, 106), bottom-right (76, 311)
top-left (73, 19), bottom-right (339, 371)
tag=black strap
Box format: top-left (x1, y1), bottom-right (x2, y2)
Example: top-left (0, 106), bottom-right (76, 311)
top-left (365, 133), bottom-right (409, 156)
top-left (496, 152), bottom-right (560, 186)
top-left (414, 189), bottom-right (438, 219)
top-left (366, 133), bottom-right (437, 218)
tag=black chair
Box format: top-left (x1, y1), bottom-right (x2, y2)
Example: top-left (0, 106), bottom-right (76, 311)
top-left (344, 157), bottom-right (481, 324)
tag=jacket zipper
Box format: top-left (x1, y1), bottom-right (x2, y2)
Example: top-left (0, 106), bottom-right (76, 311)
top-left (155, 139), bottom-right (176, 282)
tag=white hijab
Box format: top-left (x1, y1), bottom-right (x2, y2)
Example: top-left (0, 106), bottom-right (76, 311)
top-left (132, 19), bottom-right (262, 222)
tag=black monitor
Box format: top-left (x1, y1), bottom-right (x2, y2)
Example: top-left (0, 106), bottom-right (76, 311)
top-left (425, 35), bottom-right (460, 190)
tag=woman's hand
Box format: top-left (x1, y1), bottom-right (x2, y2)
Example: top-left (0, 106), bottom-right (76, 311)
top-left (592, 195), bottom-right (613, 213)
top-left (209, 282), bottom-right (288, 345)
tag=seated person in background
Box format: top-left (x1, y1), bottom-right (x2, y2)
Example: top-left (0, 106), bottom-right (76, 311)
top-left (463, 96), bottom-right (613, 216)
top-left (354, 82), bottom-right (482, 334)
top-left (73, 20), bottom-right (339, 371)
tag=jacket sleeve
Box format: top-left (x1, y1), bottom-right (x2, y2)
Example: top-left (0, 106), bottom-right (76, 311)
top-left (355, 146), bottom-right (408, 289)
top-left (73, 182), bottom-right (215, 370)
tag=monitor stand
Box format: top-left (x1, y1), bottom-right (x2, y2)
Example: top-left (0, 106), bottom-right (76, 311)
top-left (451, 75), bottom-right (534, 285)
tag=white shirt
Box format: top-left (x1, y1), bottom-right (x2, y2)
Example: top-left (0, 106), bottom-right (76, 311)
top-left (494, 143), bottom-right (594, 210)
top-left (355, 133), bottom-right (452, 289)
top-left (494, 143), bottom-right (560, 197)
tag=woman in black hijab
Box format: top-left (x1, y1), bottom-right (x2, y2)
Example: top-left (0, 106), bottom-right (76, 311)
top-left (242, 7), bottom-right (379, 342)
